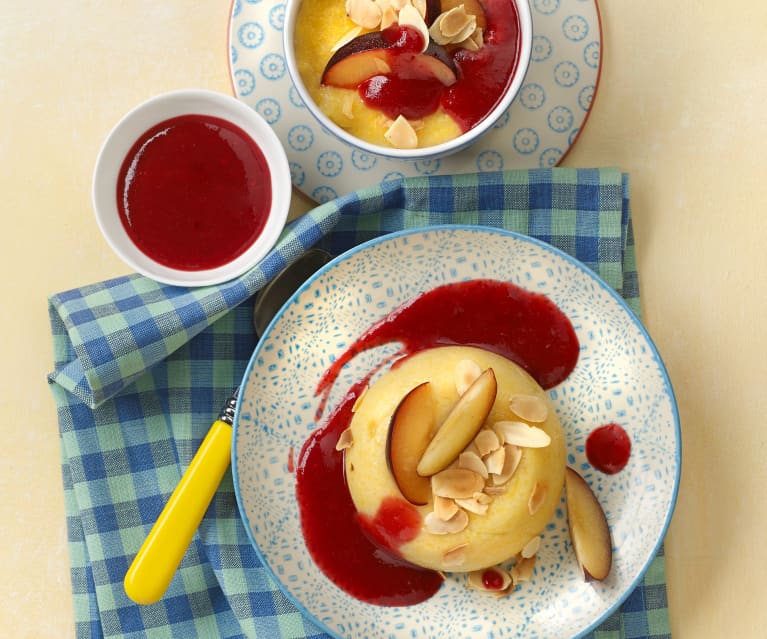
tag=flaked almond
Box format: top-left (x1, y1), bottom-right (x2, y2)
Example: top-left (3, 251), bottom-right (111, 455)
top-left (450, 14), bottom-right (477, 43)
top-left (458, 451), bottom-right (488, 479)
top-left (335, 427), bottom-right (353, 451)
top-left (424, 508), bottom-right (469, 534)
top-left (491, 444), bottom-right (522, 485)
top-left (390, 0), bottom-right (409, 8)
top-left (434, 495), bottom-right (460, 521)
top-left (380, 4), bottom-right (398, 28)
top-left (474, 429), bottom-right (500, 457)
top-left (412, 0), bottom-right (427, 19)
top-left (432, 468), bottom-right (485, 499)
top-left (454, 359), bottom-right (482, 395)
top-left (509, 394), bottom-right (549, 422)
top-left (455, 496), bottom-right (489, 515)
top-left (484, 445), bottom-right (506, 475)
top-left (384, 114), bottom-right (418, 149)
top-left (443, 543), bottom-right (468, 567)
top-left (521, 535), bottom-right (541, 558)
top-left (397, 4), bottom-right (430, 52)
top-left (467, 566), bottom-right (512, 592)
top-left (437, 5), bottom-right (473, 38)
top-left (511, 555), bottom-right (536, 582)
top-left (528, 482), bottom-right (548, 515)
top-left (347, 0), bottom-right (383, 28)
top-left (484, 485), bottom-right (506, 495)
top-left (331, 25), bottom-right (363, 52)
top-left (455, 25), bottom-right (484, 51)
top-left (473, 491), bottom-right (492, 505)
top-left (494, 421), bottom-right (551, 448)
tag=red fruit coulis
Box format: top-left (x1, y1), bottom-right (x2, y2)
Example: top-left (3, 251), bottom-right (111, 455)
top-left (358, 0), bottom-right (521, 131)
top-left (116, 114), bottom-right (272, 271)
top-left (586, 423), bottom-right (632, 474)
top-left (295, 279), bottom-right (580, 606)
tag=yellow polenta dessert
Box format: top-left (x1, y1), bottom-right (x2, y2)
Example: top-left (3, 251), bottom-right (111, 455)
top-left (343, 346), bottom-right (566, 573)
top-left (293, 0), bottom-right (465, 148)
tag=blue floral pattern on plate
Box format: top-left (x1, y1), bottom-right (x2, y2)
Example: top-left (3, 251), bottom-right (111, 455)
top-left (229, 0), bottom-right (602, 200)
top-left (233, 227), bottom-right (680, 639)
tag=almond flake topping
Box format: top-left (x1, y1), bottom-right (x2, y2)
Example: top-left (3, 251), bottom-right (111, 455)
top-left (474, 429), bottom-right (501, 457)
top-left (491, 444), bottom-right (522, 485)
top-left (384, 114), bottom-right (418, 149)
top-left (509, 394), bottom-right (549, 423)
top-left (455, 496), bottom-right (489, 515)
top-left (454, 359), bottom-right (482, 395)
top-left (467, 566), bottom-right (512, 592)
top-left (335, 427), bottom-right (353, 451)
top-left (424, 508), bottom-right (469, 534)
top-left (429, 5), bottom-right (477, 45)
top-left (520, 535), bottom-right (541, 559)
top-left (494, 421), bottom-right (551, 448)
top-left (511, 555), bottom-right (536, 582)
top-left (434, 495), bottom-right (460, 521)
top-left (457, 451), bottom-right (488, 479)
top-left (347, 0), bottom-right (383, 29)
top-left (432, 467), bottom-right (485, 499)
top-left (484, 445), bottom-right (505, 475)
top-left (397, 4), bottom-right (430, 52)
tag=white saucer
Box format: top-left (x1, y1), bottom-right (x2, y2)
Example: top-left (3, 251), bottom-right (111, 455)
top-left (228, 0), bottom-right (602, 202)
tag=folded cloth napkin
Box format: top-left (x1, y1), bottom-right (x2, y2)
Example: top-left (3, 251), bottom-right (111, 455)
top-left (48, 168), bottom-right (670, 639)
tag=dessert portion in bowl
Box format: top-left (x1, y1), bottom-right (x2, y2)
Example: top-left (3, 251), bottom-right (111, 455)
top-left (297, 278), bottom-right (615, 603)
top-left (344, 345), bottom-right (566, 577)
top-left (285, 0), bottom-right (532, 155)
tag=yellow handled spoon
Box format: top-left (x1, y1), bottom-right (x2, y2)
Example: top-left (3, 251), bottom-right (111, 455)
top-left (123, 249), bottom-right (332, 605)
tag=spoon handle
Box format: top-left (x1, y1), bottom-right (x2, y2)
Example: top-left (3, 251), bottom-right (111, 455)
top-left (123, 409), bottom-right (234, 605)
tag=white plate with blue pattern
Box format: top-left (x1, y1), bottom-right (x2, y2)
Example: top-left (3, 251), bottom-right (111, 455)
top-left (233, 226), bottom-right (680, 639)
top-left (229, 0), bottom-right (603, 203)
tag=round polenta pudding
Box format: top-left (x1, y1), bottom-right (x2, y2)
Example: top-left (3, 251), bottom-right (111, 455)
top-left (293, 0), bottom-right (523, 149)
top-left (342, 346), bottom-right (566, 574)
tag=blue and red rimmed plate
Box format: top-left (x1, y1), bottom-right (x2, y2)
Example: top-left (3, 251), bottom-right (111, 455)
top-left (228, 0), bottom-right (603, 202)
top-left (232, 226), bottom-right (680, 639)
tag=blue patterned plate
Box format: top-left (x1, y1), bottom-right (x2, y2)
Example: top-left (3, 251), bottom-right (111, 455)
top-left (229, 0), bottom-right (602, 202)
top-left (233, 226), bottom-right (680, 639)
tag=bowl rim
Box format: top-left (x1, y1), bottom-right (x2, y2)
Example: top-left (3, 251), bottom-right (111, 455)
top-left (282, 0), bottom-right (534, 160)
top-left (92, 88), bottom-right (291, 287)
top-left (232, 224), bottom-right (682, 639)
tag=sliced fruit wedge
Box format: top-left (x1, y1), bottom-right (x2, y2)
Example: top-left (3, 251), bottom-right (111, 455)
top-left (564, 467), bottom-right (613, 581)
top-left (386, 381), bottom-right (436, 505)
top-left (322, 32), bottom-right (458, 88)
top-left (416, 368), bottom-right (497, 476)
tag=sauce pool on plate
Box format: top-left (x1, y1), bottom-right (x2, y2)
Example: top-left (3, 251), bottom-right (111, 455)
top-left (116, 114), bottom-right (272, 271)
top-left (296, 279), bottom-right (581, 606)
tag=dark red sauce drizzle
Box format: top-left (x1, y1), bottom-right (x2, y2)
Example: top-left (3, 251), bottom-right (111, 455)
top-left (117, 114), bottom-right (272, 271)
top-left (586, 423), bottom-right (632, 474)
top-left (296, 279), bottom-right (580, 606)
top-left (359, 0), bottom-right (521, 131)
top-left (295, 382), bottom-right (443, 606)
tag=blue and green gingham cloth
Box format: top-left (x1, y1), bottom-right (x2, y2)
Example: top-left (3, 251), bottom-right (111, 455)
top-left (48, 168), bottom-right (670, 639)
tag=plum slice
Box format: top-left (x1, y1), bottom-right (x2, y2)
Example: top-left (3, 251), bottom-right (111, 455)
top-left (322, 31), bottom-right (458, 88)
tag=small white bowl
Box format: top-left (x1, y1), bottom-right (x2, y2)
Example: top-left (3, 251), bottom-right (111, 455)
top-left (92, 89), bottom-right (291, 287)
top-left (283, 0), bottom-right (533, 161)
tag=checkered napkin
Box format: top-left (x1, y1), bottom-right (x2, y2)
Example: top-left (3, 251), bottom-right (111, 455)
top-left (48, 168), bottom-right (670, 639)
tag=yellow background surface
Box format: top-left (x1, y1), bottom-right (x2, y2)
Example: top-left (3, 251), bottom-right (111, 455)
top-left (1, 1), bottom-right (765, 637)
